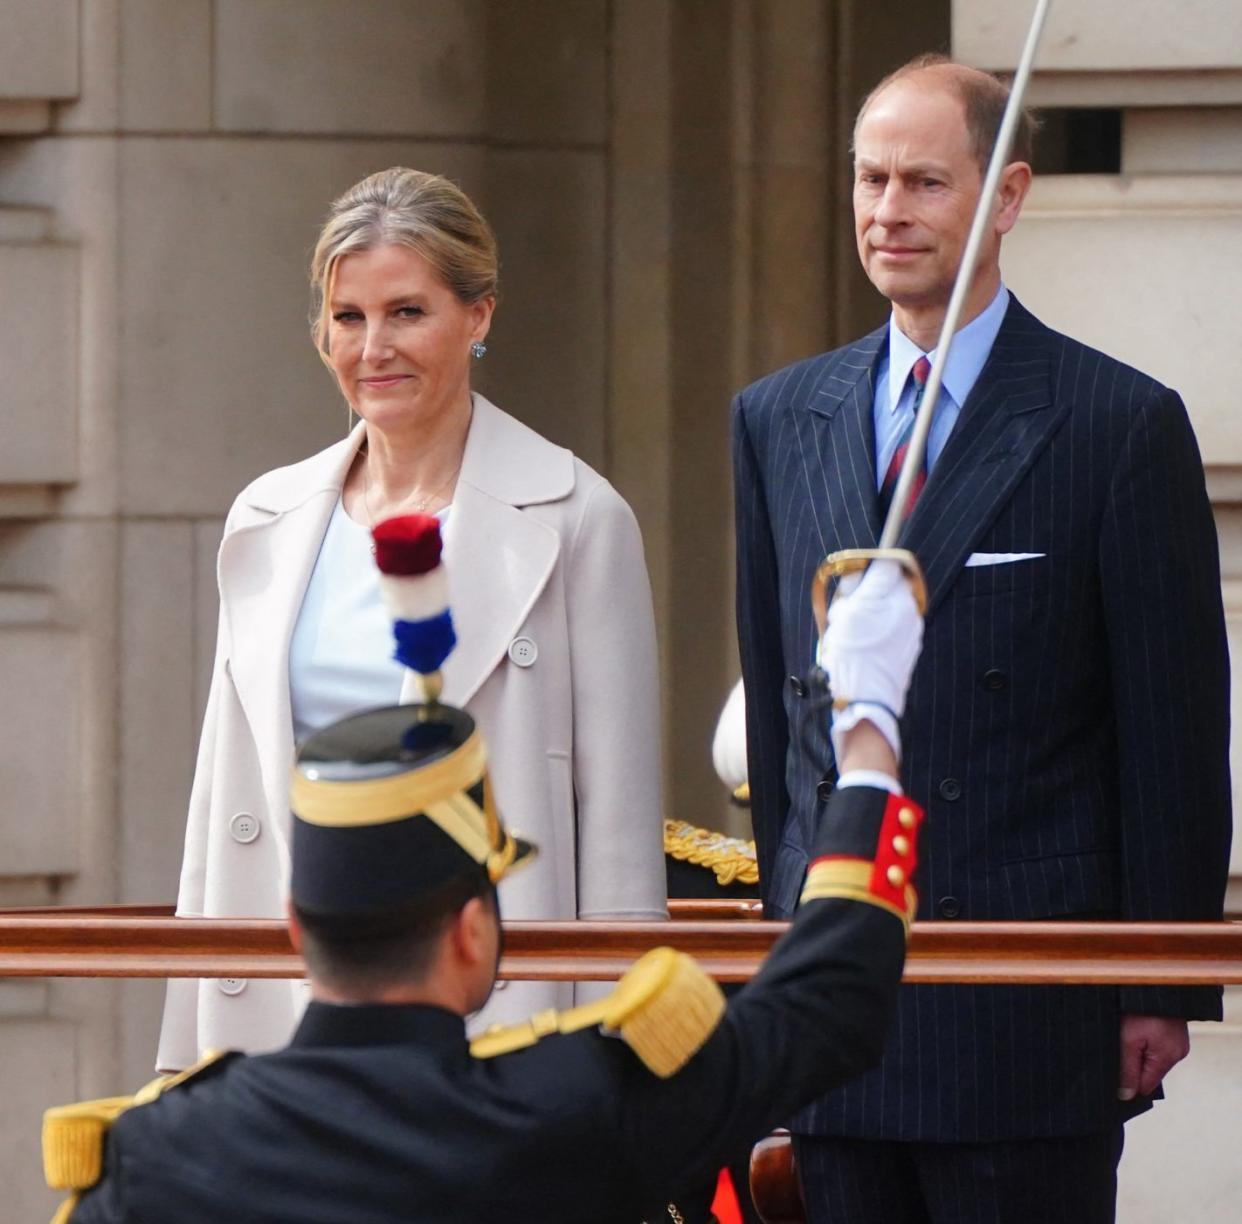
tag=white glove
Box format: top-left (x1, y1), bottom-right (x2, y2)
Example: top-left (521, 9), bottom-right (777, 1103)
top-left (816, 559), bottom-right (923, 763)
top-left (711, 679), bottom-right (748, 791)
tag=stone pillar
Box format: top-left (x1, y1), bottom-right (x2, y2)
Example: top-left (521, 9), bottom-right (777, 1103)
top-left (956, 3), bottom-right (1242, 1218)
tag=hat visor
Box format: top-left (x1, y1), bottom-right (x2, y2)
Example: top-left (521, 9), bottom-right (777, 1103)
top-left (502, 836), bottom-right (538, 879)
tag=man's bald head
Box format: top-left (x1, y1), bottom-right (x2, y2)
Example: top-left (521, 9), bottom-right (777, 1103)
top-left (855, 54), bottom-right (1038, 172)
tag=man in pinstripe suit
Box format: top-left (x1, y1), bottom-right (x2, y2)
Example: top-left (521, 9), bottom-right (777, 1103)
top-left (732, 56), bottom-right (1232, 1223)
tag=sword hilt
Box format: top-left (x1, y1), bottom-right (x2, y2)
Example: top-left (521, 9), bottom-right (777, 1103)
top-left (810, 548), bottom-right (928, 640)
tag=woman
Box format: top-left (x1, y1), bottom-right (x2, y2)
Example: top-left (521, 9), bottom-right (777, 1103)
top-left (158, 168), bottom-right (666, 1069)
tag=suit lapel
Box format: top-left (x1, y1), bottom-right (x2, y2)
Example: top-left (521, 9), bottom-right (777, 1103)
top-left (804, 326), bottom-right (886, 555)
top-left (899, 299), bottom-right (1067, 614)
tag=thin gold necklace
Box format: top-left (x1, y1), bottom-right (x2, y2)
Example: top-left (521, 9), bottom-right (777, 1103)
top-left (362, 453), bottom-right (462, 525)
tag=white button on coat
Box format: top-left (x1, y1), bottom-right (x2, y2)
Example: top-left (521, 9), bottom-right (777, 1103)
top-left (217, 978), bottom-right (247, 996)
top-left (228, 812), bottom-right (261, 844)
top-left (507, 636), bottom-right (538, 668)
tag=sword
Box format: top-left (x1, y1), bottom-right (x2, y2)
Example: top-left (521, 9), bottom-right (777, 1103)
top-left (811, 0), bottom-right (1053, 639)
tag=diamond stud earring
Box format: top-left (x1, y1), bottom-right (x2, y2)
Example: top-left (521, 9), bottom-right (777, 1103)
top-left (471, 341), bottom-right (487, 359)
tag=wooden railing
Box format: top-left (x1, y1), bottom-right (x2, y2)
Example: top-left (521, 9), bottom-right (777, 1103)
top-left (4, 907), bottom-right (1238, 1223)
top-left (1, 908), bottom-right (1240, 984)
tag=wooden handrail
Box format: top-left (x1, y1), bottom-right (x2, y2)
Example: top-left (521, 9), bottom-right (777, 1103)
top-left (0, 900), bottom-right (767, 921)
top-left (1, 912), bottom-right (1240, 983)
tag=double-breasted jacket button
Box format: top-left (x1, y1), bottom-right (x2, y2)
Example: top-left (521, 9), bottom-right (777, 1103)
top-left (788, 675), bottom-right (806, 698)
top-left (217, 978), bottom-right (247, 996)
top-left (508, 636), bottom-right (538, 668)
top-left (938, 896), bottom-right (962, 919)
top-left (981, 668), bottom-right (1008, 692)
top-left (228, 812), bottom-right (261, 844)
top-left (816, 779), bottom-right (834, 803)
top-left (938, 777), bottom-right (962, 802)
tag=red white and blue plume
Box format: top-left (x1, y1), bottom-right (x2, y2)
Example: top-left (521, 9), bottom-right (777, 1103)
top-left (372, 514), bottom-right (456, 702)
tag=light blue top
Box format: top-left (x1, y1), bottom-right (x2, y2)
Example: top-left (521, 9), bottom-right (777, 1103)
top-left (288, 499), bottom-right (450, 743)
top-left (872, 285), bottom-right (1010, 487)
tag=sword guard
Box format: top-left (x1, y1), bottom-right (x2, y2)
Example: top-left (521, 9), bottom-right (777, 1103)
top-left (811, 548), bottom-right (928, 638)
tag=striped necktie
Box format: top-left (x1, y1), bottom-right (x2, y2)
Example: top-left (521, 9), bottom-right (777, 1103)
top-left (878, 355), bottom-right (932, 522)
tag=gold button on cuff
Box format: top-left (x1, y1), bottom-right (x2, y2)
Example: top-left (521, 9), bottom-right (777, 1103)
top-left (892, 835), bottom-right (910, 857)
top-left (886, 866), bottom-right (906, 888)
top-left (898, 807), bottom-right (917, 830)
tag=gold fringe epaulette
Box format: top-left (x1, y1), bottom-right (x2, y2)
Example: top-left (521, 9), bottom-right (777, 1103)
top-left (42, 1049), bottom-right (232, 1205)
top-left (472, 947), bottom-right (725, 1078)
top-left (663, 819), bottom-right (759, 887)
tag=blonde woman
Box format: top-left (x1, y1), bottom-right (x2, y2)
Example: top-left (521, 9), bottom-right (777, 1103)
top-left (158, 168), bottom-right (666, 1069)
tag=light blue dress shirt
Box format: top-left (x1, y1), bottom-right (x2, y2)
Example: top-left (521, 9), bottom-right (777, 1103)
top-left (872, 285), bottom-right (1010, 487)
top-left (289, 499), bottom-right (452, 742)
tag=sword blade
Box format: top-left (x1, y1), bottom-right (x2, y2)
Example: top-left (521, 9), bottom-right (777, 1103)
top-left (878, 0), bottom-right (1054, 549)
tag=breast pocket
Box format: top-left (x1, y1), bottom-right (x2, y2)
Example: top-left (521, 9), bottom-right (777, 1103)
top-left (959, 552), bottom-right (1051, 598)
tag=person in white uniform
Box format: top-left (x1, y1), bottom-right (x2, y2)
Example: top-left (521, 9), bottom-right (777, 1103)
top-left (158, 167), bottom-right (667, 1070)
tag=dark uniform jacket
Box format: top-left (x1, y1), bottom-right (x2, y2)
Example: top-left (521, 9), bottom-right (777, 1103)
top-left (63, 785), bottom-right (917, 1223)
top-left (732, 294), bottom-right (1232, 1143)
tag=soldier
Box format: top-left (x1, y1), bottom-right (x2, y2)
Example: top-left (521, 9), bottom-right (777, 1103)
top-left (44, 527), bottom-right (925, 1224)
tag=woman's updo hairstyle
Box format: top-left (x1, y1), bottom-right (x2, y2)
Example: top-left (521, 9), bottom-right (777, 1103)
top-left (310, 167), bottom-right (499, 353)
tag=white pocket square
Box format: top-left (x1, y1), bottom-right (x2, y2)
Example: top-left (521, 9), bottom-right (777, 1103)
top-left (965, 552), bottom-right (1046, 567)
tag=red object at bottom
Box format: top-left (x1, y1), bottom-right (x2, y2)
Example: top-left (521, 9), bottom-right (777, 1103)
top-left (711, 1167), bottom-right (743, 1224)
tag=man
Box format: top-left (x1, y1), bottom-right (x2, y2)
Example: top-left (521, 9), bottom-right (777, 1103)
top-left (732, 55), bottom-right (1232, 1223)
top-left (45, 560), bottom-right (925, 1223)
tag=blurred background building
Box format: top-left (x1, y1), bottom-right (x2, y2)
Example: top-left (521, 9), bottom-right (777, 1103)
top-left (1, 1), bottom-right (1238, 1218)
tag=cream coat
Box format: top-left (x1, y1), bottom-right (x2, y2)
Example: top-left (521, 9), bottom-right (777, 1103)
top-left (157, 396), bottom-right (666, 1070)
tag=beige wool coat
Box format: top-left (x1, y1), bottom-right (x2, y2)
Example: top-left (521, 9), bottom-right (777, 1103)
top-left (157, 395), bottom-right (667, 1070)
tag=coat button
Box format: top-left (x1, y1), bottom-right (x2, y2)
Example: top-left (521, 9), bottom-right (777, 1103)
top-left (217, 978), bottom-right (247, 996)
top-left (938, 777), bottom-right (962, 801)
top-left (982, 669), bottom-right (1008, 691)
top-left (228, 812), bottom-right (261, 844)
top-left (788, 675), bottom-right (806, 698)
top-left (508, 636), bottom-right (538, 667)
top-left (938, 896), bottom-right (961, 919)
top-left (816, 779), bottom-right (833, 803)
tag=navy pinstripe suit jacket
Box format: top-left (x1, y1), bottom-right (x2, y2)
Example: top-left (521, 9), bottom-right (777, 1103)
top-left (732, 295), bottom-right (1232, 1141)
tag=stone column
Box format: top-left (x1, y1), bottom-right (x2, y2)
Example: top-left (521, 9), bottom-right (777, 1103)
top-left (957, 3), bottom-right (1242, 1219)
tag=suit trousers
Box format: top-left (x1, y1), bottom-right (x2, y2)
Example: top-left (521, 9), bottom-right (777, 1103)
top-left (793, 1128), bottom-right (1124, 1224)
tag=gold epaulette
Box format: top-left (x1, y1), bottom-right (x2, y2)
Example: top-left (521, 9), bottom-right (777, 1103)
top-left (663, 819), bottom-right (759, 887)
top-left (42, 1049), bottom-right (232, 1205)
top-left (471, 947), bottom-right (726, 1078)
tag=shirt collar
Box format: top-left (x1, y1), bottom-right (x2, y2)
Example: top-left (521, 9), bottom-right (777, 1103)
top-left (886, 285), bottom-right (1010, 414)
top-left (291, 1000), bottom-right (469, 1053)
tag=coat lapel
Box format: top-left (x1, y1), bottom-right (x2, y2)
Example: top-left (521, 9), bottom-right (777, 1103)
top-left (218, 429), bottom-right (362, 841)
top-left (428, 486), bottom-right (560, 707)
top-left (804, 326), bottom-right (886, 555)
top-left (899, 298), bottom-right (1068, 614)
top-left (400, 395), bottom-right (569, 708)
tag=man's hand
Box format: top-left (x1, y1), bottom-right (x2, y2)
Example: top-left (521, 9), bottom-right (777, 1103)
top-left (1118, 1014), bottom-right (1190, 1100)
top-left (819, 560), bottom-right (924, 763)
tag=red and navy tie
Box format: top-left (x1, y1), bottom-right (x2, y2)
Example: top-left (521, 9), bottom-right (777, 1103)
top-left (878, 354), bottom-right (931, 522)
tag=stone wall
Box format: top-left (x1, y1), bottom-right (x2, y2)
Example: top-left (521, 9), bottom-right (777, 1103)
top-left (956, 4), bottom-right (1242, 1218)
